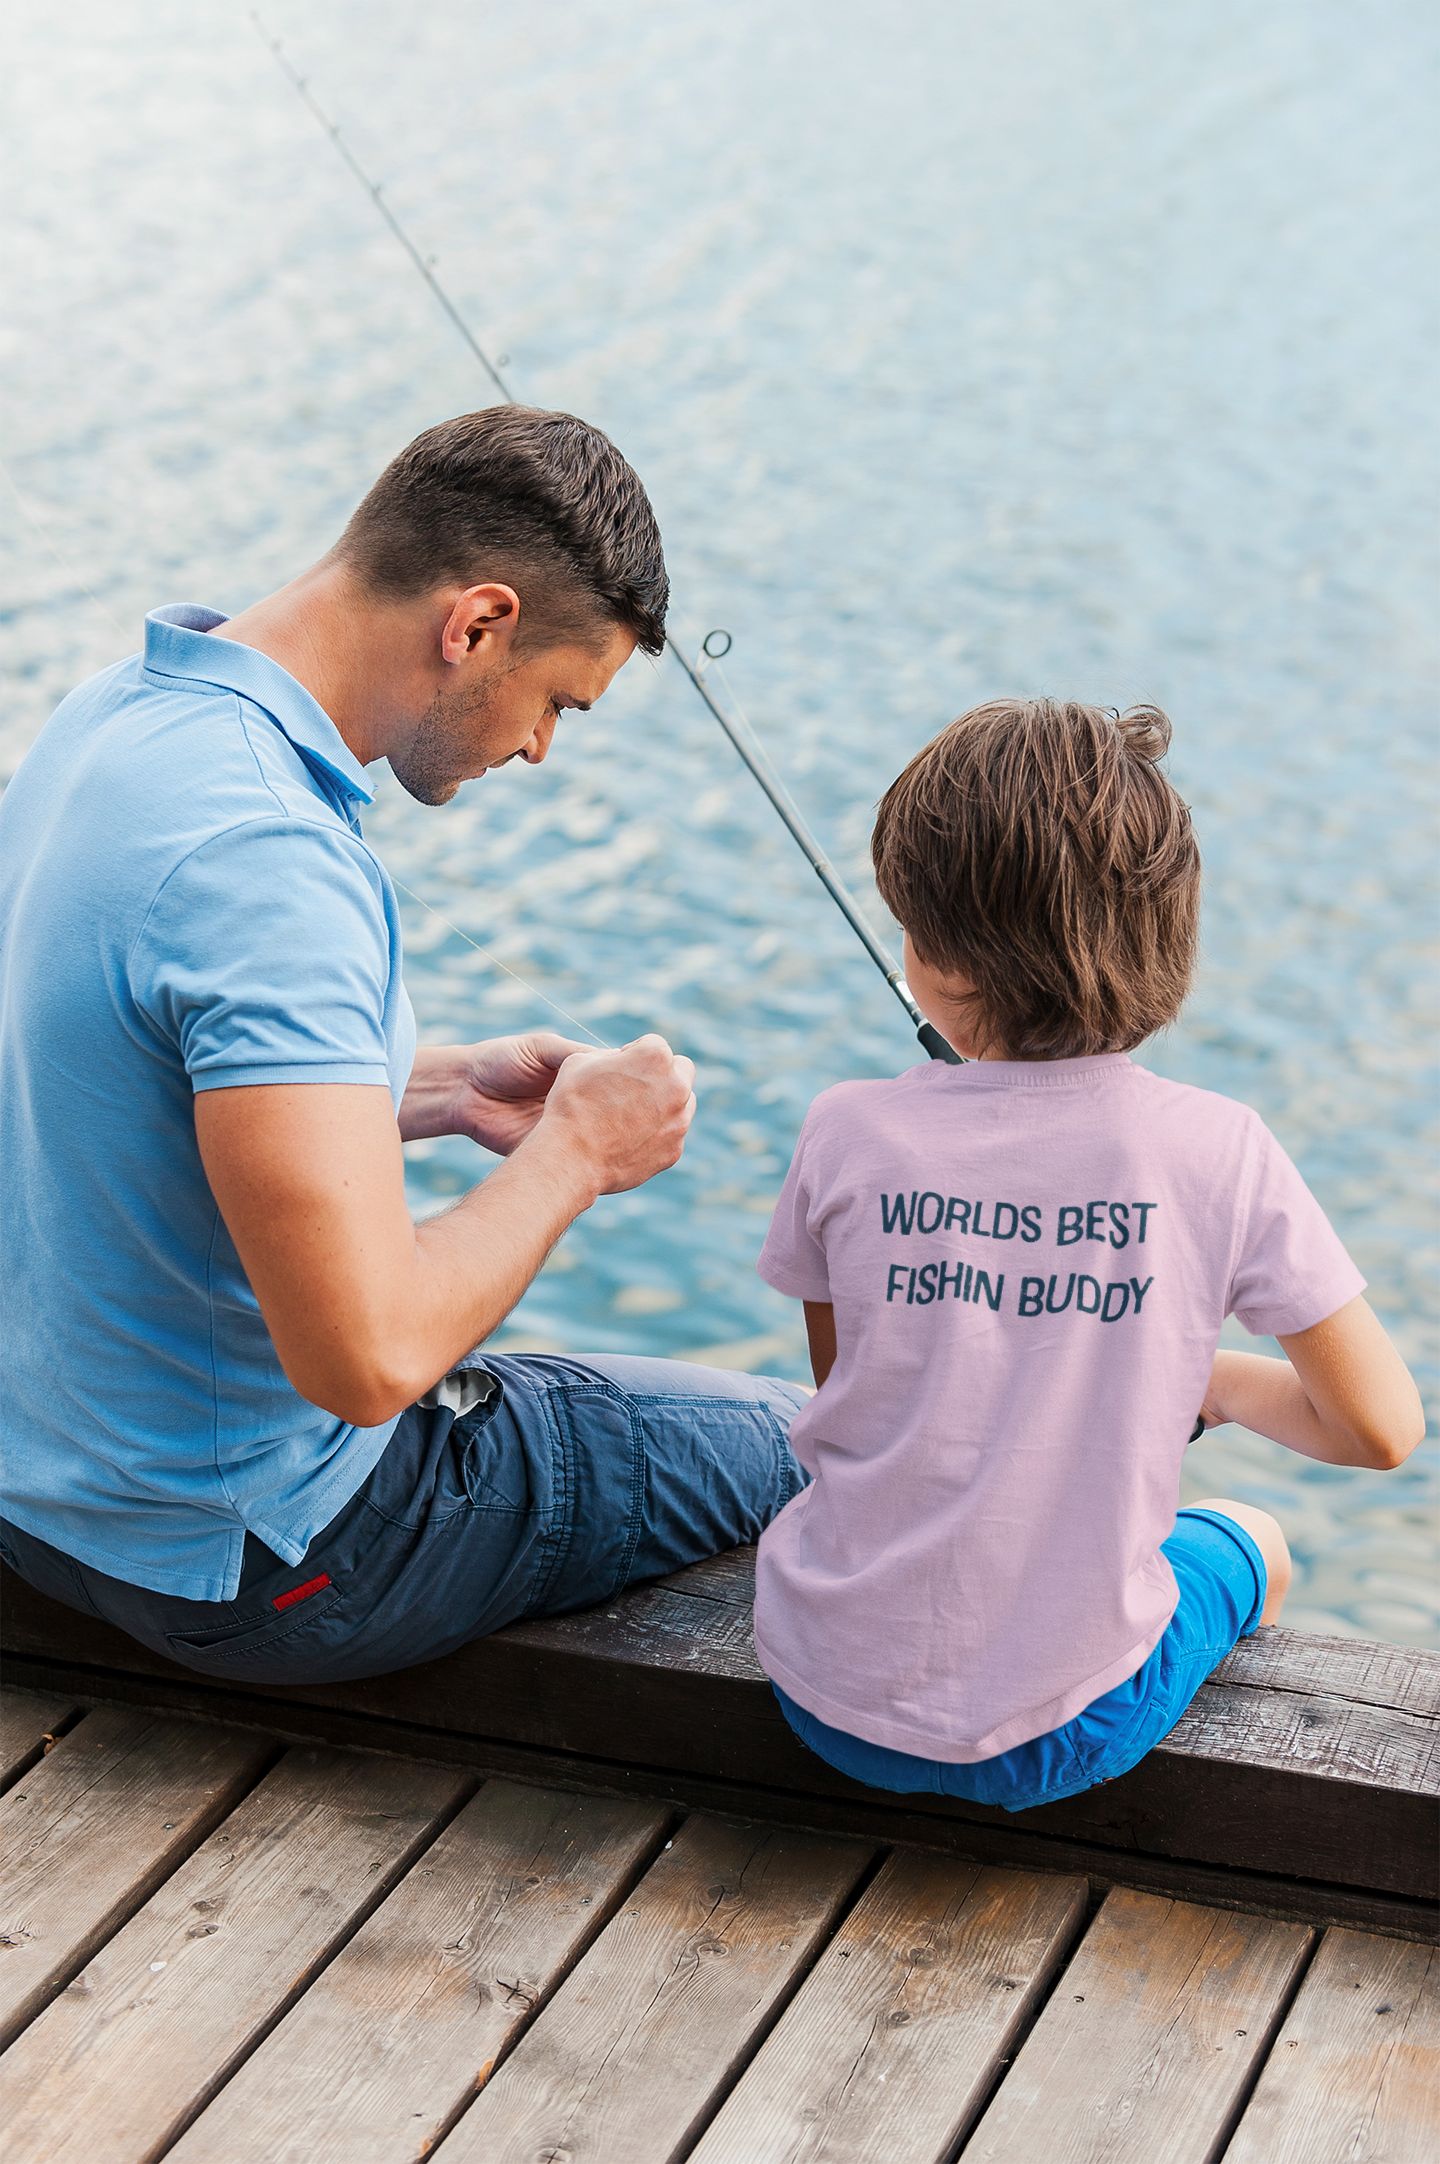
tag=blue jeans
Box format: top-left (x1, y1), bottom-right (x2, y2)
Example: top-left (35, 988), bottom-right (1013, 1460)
top-left (0, 1354), bottom-right (809, 1686)
top-left (772, 1508), bottom-right (1268, 1812)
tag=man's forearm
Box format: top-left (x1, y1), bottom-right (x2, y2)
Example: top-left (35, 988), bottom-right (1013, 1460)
top-left (397, 1033), bottom-right (594, 1152)
top-left (196, 1039), bottom-right (694, 1432)
top-left (395, 1126), bottom-right (601, 1394)
top-left (197, 1082), bottom-right (595, 1429)
top-left (397, 1045), bottom-right (470, 1142)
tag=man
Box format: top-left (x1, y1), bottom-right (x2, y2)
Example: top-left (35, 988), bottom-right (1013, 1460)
top-left (0, 406), bottom-right (806, 1683)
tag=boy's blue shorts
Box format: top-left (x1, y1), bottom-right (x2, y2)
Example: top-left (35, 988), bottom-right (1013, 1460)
top-left (772, 1507), bottom-right (1267, 1813)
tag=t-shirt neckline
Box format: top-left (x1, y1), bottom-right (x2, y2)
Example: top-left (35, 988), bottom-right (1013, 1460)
top-left (923, 1051), bottom-right (1137, 1090)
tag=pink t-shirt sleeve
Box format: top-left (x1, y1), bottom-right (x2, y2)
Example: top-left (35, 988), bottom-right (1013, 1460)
top-left (1227, 1119), bottom-right (1366, 1336)
top-left (758, 1116), bottom-right (832, 1301)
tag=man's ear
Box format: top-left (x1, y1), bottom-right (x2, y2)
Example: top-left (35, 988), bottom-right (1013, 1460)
top-left (440, 584), bottom-right (522, 666)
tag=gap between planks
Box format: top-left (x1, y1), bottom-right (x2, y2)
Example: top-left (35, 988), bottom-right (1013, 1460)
top-left (0, 1705), bottom-right (277, 2049)
top-left (961, 1886), bottom-right (1315, 2164)
top-left (165, 1779), bottom-right (675, 2164)
top-left (437, 1811), bottom-right (879, 2164)
top-left (0, 1685), bottom-right (83, 1793)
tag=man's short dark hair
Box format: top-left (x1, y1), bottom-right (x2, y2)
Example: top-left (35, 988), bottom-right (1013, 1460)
top-left (337, 405), bottom-right (668, 655)
top-left (872, 699), bottom-right (1202, 1060)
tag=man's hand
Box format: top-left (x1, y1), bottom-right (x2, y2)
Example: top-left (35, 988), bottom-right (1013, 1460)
top-left (399, 1033), bottom-right (591, 1154)
top-left (532, 1035), bottom-right (696, 1196)
top-left (399, 1032), bottom-right (696, 1184)
top-left (194, 1033), bottom-right (697, 1430)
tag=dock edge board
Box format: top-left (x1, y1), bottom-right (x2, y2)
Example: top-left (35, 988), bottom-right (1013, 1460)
top-left (3, 1553), bottom-right (1436, 1930)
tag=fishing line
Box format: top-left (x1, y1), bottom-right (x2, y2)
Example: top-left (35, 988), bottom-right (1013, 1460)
top-left (682, 630), bottom-right (956, 1058)
top-left (1, 458), bottom-right (131, 639)
top-left (251, 12), bottom-right (961, 1065)
top-left (389, 877), bottom-right (612, 1048)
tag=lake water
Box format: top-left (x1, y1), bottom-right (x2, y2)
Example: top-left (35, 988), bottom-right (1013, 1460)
top-left (3, 0), bottom-right (1436, 1644)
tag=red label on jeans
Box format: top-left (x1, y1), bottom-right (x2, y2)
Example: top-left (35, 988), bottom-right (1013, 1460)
top-left (272, 1572), bottom-right (331, 1613)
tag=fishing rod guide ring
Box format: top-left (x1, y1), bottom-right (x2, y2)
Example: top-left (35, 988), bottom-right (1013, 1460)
top-left (702, 629), bottom-right (732, 659)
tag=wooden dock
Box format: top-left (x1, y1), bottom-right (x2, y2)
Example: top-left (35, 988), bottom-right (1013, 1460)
top-left (3, 1548), bottom-right (1437, 2161)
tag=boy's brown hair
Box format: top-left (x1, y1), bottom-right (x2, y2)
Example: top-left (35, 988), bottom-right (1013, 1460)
top-left (872, 699), bottom-right (1201, 1060)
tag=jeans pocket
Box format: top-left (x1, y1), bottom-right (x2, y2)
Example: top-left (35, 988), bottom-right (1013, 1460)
top-left (164, 1582), bottom-right (344, 1667)
top-left (460, 1398), bottom-right (534, 1514)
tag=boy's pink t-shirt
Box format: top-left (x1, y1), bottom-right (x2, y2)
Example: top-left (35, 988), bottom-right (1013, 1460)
top-left (754, 1053), bottom-right (1363, 1762)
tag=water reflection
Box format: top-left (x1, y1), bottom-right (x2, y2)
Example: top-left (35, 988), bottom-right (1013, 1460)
top-left (2, 0), bottom-right (1434, 1640)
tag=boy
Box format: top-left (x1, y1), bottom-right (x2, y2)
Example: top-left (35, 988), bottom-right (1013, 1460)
top-left (754, 698), bottom-right (1423, 1809)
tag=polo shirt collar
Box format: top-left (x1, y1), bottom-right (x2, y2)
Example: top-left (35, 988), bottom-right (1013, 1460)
top-left (142, 604), bottom-right (374, 806)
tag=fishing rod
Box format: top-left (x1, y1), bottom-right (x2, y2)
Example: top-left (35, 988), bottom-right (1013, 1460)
top-left (253, 14), bottom-right (961, 1067)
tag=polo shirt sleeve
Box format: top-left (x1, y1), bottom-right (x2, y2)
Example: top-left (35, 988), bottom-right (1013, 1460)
top-left (1226, 1116), bottom-right (1367, 1338)
top-left (129, 816), bottom-right (397, 1090)
top-left (758, 1109), bottom-right (833, 1301)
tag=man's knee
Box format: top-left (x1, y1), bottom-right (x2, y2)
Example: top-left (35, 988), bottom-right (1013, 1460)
top-left (550, 1351), bottom-right (808, 1417)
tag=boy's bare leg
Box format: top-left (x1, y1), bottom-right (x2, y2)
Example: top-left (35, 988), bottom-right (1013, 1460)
top-left (1192, 1498), bottom-right (1291, 1625)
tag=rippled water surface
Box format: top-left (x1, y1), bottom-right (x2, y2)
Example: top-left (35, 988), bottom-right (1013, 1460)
top-left (3, 0), bottom-right (1436, 1642)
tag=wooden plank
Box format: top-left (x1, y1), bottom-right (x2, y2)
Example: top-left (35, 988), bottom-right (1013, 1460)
top-left (16, 1547), bottom-right (1440, 1720)
top-left (1164, 1679), bottom-right (1438, 1797)
top-left (1051, 1701), bottom-right (1436, 1900)
top-left (502, 1556), bottom-right (765, 1682)
top-left (441, 1812), bottom-right (874, 2164)
top-left (689, 1854), bottom-right (1087, 2164)
top-left (0, 1744), bottom-right (470, 2164)
top-left (0, 1706), bottom-right (273, 2048)
top-left (564, 1569), bottom-right (1440, 1902)
top-left (4, 1556), bottom-right (1436, 1902)
top-left (640, 1550), bottom-right (1440, 1734)
top-left (167, 1779), bottom-right (671, 2164)
top-left (651, 1545), bottom-right (762, 1605)
top-left (0, 1684), bottom-right (78, 1789)
top-left (388, 1590), bottom-right (1440, 1899)
top-left (1210, 1627), bottom-right (1440, 1719)
top-left (1225, 1927), bottom-right (1440, 2164)
top-left (964, 1886), bottom-right (1313, 2163)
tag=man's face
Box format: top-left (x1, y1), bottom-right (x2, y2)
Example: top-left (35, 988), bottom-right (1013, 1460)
top-left (389, 620), bottom-right (637, 806)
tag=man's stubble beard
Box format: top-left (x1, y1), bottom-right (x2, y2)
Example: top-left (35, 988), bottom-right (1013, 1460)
top-left (387, 674), bottom-right (500, 806)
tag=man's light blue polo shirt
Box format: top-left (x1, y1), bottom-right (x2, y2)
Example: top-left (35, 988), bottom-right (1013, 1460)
top-left (0, 606), bottom-right (416, 1601)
